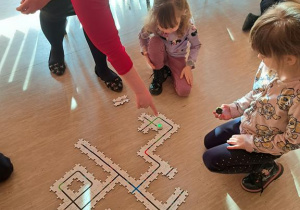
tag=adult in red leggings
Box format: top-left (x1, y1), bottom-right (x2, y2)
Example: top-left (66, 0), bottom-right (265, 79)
top-left (17, 0), bottom-right (124, 92)
top-left (17, 0), bottom-right (157, 114)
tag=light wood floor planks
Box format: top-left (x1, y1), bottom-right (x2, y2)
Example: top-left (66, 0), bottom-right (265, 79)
top-left (1, 0), bottom-right (300, 209)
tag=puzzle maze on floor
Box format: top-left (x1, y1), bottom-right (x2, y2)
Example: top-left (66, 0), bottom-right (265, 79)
top-left (50, 113), bottom-right (188, 209)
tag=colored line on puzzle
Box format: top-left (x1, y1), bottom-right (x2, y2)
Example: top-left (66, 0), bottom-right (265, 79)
top-left (79, 143), bottom-right (161, 210)
top-left (65, 175), bottom-right (119, 210)
top-left (78, 116), bottom-right (181, 210)
top-left (51, 113), bottom-right (187, 210)
top-left (165, 168), bottom-right (174, 176)
top-left (166, 190), bottom-right (185, 210)
top-left (132, 116), bottom-right (173, 193)
top-left (60, 170), bottom-right (93, 210)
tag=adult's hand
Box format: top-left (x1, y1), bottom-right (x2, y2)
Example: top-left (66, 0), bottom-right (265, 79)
top-left (122, 66), bottom-right (158, 116)
top-left (16, 0), bottom-right (51, 14)
top-left (135, 90), bottom-right (158, 114)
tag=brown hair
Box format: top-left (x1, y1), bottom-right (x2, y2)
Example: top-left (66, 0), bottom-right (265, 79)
top-left (250, 2), bottom-right (300, 63)
top-left (143, 0), bottom-right (192, 38)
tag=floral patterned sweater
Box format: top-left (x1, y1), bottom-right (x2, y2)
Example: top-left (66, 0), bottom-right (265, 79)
top-left (229, 62), bottom-right (300, 155)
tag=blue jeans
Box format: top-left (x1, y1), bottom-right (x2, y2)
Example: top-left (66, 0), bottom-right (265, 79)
top-left (202, 118), bottom-right (280, 174)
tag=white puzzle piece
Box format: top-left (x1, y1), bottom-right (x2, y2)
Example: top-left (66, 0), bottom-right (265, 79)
top-left (112, 95), bottom-right (129, 106)
top-left (51, 113), bottom-right (188, 209)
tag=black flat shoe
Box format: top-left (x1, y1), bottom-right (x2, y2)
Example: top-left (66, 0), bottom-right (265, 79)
top-left (103, 77), bottom-right (123, 92)
top-left (95, 67), bottom-right (123, 92)
top-left (49, 63), bottom-right (66, 76)
top-left (48, 51), bottom-right (66, 76)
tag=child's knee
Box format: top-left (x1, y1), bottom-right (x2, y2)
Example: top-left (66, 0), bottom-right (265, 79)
top-left (202, 152), bottom-right (214, 171)
top-left (175, 86), bottom-right (191, 97)
top-left (149, 36), bottom-right (164, 48)
top-left (0, 153), bottom-right (13, 182)
top-left (202, 151), bottom-right (220, 173)
top-left (204, 133), bottom-right (212, 149)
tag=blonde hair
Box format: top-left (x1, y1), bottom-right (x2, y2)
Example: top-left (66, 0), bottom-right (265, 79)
top-left (143, 0), bottom-right (192, 38)
top-left (250, 2), bottom-right (300, 63)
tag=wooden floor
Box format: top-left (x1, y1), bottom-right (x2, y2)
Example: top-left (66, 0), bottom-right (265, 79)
top-left (1, 0), bottom-right (300, 209)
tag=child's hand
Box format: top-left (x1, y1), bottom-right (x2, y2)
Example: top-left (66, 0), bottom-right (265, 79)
top-left (180, 66), bottom-right (193, 86)
top-left (227, 135), bottom-right (246, 150)
top-left (213, 104), bottom-right (232, 120)
top-left (143, 52), bottom-right (155, 69)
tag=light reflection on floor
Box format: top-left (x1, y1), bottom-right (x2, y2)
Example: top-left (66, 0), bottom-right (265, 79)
top-left (226, 193), bottom-right (240, 210)
top-left (71, 97), bottom-right (78, 111)
top-left (291, 169), bottom-right (300, 197)
top-left (0, 13), bottom-right (39, 76)
top-left (291, 150), bottom-right (300, 197)
top-left (23, 31), bottom-right (40, 91)
top-left (0, 37), bottom-right (12, 75)
top-left (110, 0), bottom-right (121, 30)
top-left (0, 12), bottom-right (40, 37)
top-left (8, 30), bottom-right (29, 83)
top-left (83, 189), bottom-right (91, 209)
top-left (226, 28), bottom-right (235, 41)
top-left (0, 12), bottom-right (40, 84)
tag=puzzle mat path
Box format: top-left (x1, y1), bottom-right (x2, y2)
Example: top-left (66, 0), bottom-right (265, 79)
top-left (50, 113), bottom-right (188, 210)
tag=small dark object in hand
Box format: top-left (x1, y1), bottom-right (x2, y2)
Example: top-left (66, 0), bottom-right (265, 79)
top-left (216, 107), bottom-right (223, 114)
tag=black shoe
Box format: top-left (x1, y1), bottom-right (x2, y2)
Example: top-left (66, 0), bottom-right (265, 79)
top-left (48, 50), bottom-right (66, 76)
top-left (163, 65), bottom-right (172, 78)
top-left (241, 162), bottom-right (284, 193)
top-left (103, 77), bottom-right (123, 92)
top-left (149, 66), bottom-right (169, 95)
top-left (95, 67), bottom-right (123, 92)
top-left (242, 13), bottom-right (259, 32)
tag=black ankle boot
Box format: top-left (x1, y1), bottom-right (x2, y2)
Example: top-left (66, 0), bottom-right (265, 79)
top-left (149, 67), bottom-right (168, 95)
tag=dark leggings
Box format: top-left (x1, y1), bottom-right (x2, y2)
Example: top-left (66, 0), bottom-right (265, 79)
top-left (40, 0), bottom-right (116, 80)
top-left (203, 118), bottom-right (280, 174)
top-left (0, 153), bottom-right (13, 182)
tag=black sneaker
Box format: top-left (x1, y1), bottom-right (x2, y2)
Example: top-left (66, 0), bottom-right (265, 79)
top-left (242, 13), bottom-right (259, 32)
top-left (149, 66), bottom-right (169, 95)
top-left (241, 162), bottom-right (284, 193)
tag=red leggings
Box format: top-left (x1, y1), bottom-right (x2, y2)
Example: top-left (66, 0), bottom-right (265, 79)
top-left (148, 36), bottom-right (191, 97)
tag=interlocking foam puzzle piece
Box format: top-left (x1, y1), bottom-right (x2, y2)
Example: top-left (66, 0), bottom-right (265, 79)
top-left (50, 164), bottom-right (104, 209)
top-left (113, 95), bottom-right (129, 106)
top-left (51, 113), bottom-right (188, 209)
